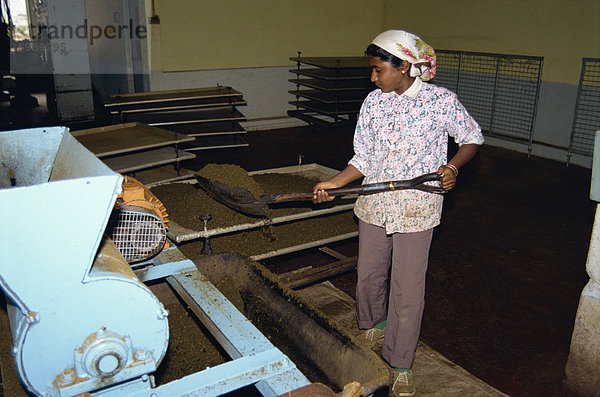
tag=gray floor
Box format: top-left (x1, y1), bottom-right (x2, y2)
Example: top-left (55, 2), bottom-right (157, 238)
top-left (296, 282), bottom-right (509, 396)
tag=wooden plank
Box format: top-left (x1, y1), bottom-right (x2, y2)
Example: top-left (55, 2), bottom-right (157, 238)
top-left (185, 130), bottom-right (247, 138)
top-left (289, 57), bottom-right (369, 69)
top-left (127, 108), bottom-right (246, 126)
top-left (167, 120), bottom-right (246, 137)
top-left (102, 147), bottom-right (196, 173)
top-left (105, 86), bottom-right (243, 106)
top-left (289, 78), bottom-right (373, 92)
top-left (319, 246), bottom-right (348, 260)
top-left (109, 98), bottom-right (247, 115)
top-left (289, 68), bottom-right (369, 80)
top-left (278, 256), bottom-right (358, 290)
top-left (289, 100), bottom-right (361, 115)
top-left (72, 122), bottom-right (195, 157)
top-left (247, 162), bottom-right (340, 180)
top-left (289, 89), bottom-right (368, 104)
top-left (132, 165), bottom-right (196, 187)
top-left (287, 110), bottom-right (354, 127)
top-left (249, 232), bottom-right (358, 261)
top-left (182, 134), bottom-right (249, 151)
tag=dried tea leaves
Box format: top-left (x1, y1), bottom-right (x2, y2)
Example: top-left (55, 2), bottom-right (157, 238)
top-left (196, 163), bottom-right (266, 200)
top-left (151, 164), bottom-right (358, 260)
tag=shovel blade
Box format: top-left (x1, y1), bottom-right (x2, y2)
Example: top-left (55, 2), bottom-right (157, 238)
top-left (195, 174), bottom-right (268, 217)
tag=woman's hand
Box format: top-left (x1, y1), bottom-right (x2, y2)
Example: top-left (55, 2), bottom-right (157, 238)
top-left (438, 165), bottom-right (457, 191)
top-left (312, 164), bottom-right (363, 203)
top-left (312, 181), bottom-right (339, 203)
top-left (439, 143), bottom-right (480, 191)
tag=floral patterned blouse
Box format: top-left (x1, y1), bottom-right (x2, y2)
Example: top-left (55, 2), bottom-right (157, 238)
top-left (349, 78), bottom-right (484, 234)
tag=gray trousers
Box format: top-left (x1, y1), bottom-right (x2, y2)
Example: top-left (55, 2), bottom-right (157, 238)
top-left (356, 220), bottom-right (433, 369)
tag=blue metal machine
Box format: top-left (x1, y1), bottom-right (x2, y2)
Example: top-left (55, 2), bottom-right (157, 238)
top-left (0, 127), bottom-right (310, 396)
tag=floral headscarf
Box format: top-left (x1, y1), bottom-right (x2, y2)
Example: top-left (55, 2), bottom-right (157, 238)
top-left (371, 30), bottom-right (436, 81)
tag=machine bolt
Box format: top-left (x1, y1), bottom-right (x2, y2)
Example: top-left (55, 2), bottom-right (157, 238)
top-left (199, 214), bottom-right (213, 255)
top-left (199, 213), bottom-right (212, 226)
top-left (58, 368), bottom-right (76, 384)
top-left (142, 374), bottom-right (149, 382)
top-left (134, 349), bottom-right (147, 361)
top-left (26, 311), bottom-right (39, 324)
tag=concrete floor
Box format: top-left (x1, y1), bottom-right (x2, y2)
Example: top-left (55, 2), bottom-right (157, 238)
top-left (297, 281), bottom-right (509, 396)
top-left (192, 125), bottom-right (594, 397)
top-left (0, 117), bottom-right (593, 396)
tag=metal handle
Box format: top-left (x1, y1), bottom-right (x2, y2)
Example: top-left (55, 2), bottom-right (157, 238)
top-left (260, 172), bottom-right (444, 203)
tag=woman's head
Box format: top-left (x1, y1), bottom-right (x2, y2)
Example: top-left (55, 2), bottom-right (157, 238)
top-left (365, 44), bottom-right (404, 68)
top-left (367, 30), bottom-right (436, 82)
top-left (367, 51), bottom-right (411, 94)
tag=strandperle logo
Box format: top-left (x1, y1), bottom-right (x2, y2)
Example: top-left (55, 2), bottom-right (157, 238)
top-left (29, 19), bottom-right (147, 45)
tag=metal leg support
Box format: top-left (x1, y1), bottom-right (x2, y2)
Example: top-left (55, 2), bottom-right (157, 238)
top-left (166, 270), bottom-right (309, 395)
top-left (129, 248), bottom-right (311, 396)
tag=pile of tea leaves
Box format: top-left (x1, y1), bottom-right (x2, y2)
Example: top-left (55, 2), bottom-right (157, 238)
top-left (150, 164), bottom-right (357, 259)
top-left (196, 163), bottom-right (266, 203)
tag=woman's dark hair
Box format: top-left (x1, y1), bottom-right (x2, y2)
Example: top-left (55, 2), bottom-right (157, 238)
top-left (365, 44), bottom-right (404, 67)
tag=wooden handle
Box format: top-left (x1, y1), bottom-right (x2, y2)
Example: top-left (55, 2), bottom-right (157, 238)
top-left (260, 172), bottom-right (443, 204)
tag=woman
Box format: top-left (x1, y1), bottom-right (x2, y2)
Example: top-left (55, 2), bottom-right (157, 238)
top-left (312, 30), bottom-right (484, 397)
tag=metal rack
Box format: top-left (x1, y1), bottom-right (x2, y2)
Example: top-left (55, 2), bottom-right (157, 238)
top-left (105, 86), bottom-right (249, 151)
top-left (432, 50), bottom-right (544, 155)
top-left (567, 58), bottom-right (600, 164)
top-left (288, 54), bottom-right (373, 128)
top-left (162, 163), bottom-right (358, 260)
top-left (72, 122), bottom-right (196, 187)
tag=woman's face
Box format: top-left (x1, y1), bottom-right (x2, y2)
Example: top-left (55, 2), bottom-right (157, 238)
top-left (368, 56), bottom-right (407, 94)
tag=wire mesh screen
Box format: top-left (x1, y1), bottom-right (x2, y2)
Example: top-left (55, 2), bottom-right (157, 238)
top-left (433, 50), bottom-right (543, 149)
top-left (107, 209), bottom-right (167, 263)
top-left (567, 58), bottom-right (600, 161)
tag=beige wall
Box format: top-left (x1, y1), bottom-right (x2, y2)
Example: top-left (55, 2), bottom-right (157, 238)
top-left (382, 0), bottom-right (600, 85)
top-left (150, 0), bottom-right (383, 72)
top-left (144, 0), bottom-right (598, 166)
top-left (148, 0), bottom-right (599, 83)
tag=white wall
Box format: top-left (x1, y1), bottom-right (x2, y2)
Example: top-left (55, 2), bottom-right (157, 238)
top-left (84, 0), bottom-right (134, 96)
top-left (149, 66), bottom-right (306, 131)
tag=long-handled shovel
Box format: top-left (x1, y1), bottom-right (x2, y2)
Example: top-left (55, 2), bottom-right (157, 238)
top-left (195, 172), bottom-right (444, 218)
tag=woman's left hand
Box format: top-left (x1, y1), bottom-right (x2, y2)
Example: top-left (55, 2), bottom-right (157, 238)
top-left (437, 165), bottom-right (456, 191)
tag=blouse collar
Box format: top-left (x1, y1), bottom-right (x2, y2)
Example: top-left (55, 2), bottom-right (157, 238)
top-left (381, 78), bottom-right (422, 99)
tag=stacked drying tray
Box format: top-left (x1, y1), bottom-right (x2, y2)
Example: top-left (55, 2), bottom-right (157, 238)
top-left (104, 86), bottom-right (249, 151)
top-left (72, 122), bottom-right (196, 187)
top-left (288, 55), bottom-right (373, 128)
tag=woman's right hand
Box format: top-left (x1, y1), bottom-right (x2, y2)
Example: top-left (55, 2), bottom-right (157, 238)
top-left (312, 181), bottom-right (338, 203)
top-left (311, 165), bottom-right (363, 203)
